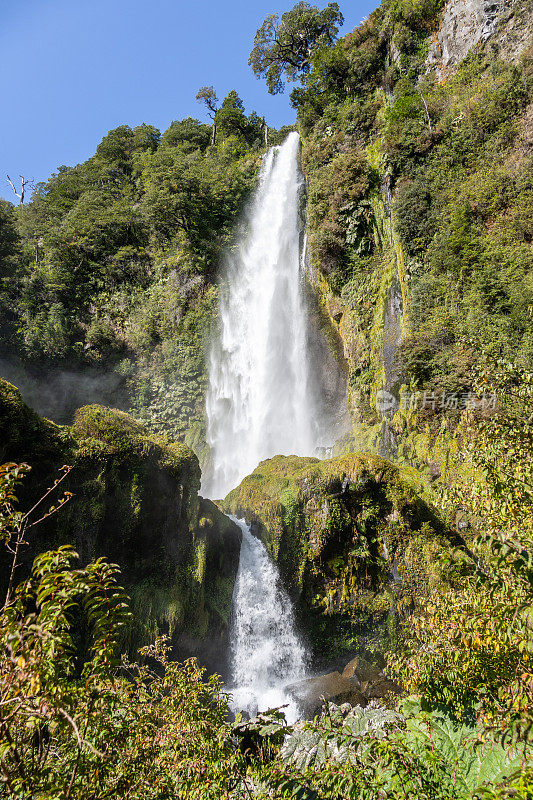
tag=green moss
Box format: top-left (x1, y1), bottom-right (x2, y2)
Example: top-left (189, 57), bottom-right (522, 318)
top-left (0, 378), bottom-right (240, 665)
top-left (0, 380), bottom-right (66, 467)
top-left (223, 451), bottom-right (458, 661)
top-left (206, 576), bottom-right (235, 627)
top-left (72, 404), bottom-right (148, 445)
top-left (194, 538), bottom-right (208, 584)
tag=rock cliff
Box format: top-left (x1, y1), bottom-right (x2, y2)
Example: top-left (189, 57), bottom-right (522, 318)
top-left (222, 453), bottom-right (466, 666)
top-left (0, 378), bottom-right (241, 674)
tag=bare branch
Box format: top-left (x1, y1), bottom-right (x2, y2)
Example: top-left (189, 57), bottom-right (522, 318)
top-left (58, 709), bottom-right (104, 757)
top-left (6, 174), bottom-right (34, 205)
top-left (6, 175), bottom-right (21, 202)
top-left (3, 465), bottom-right (73, 608)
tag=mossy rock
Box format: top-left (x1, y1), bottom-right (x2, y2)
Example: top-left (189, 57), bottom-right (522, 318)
top-left (0, 379), bottom-right (240, 673)
top-left (0, 379), bottom-right (66, 468)
top-left (222, 452), bottom-right (463, 663)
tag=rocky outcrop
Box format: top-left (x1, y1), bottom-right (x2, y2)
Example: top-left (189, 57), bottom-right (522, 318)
top-left (288, 672), bottom-right (365, 718)
top-left (426, 0), bottom-right (529, 78)
top-left (492, 0), bottom-right (533, 63)
top-left (0, 379), bottom-right (241, 674)
top-left (288, 653), bottom-right (401, 718)
top-left (222, 453), bottom-right (464, 664)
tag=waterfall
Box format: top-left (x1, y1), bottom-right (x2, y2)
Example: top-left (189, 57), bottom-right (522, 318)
top-left (229, 517), bottom-right (307, 723)
top-left (203, 132), bottom-right (318, 499)
top-left (202, 132), bottom-right (348, 721)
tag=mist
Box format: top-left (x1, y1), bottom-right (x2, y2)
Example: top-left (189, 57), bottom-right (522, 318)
top-left (0, 358), bottom-right (128, 424)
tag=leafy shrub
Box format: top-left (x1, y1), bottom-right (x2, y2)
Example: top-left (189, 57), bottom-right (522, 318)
top-left (394, 179), bottom-right (434, 255)
top-left (391, 363), bottom-right (533, 744)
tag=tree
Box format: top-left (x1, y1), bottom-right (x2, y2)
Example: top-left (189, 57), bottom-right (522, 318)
top-left (249, 2), bottom-right (344, 95)
top-left (195, 85), bottom-right (219, 144)
top-left (132, 123), bottom-right (161, 153)
top-left (0, 199), bottom-right (19, 275)
top-left (161, 117), bottom-right (210, 152)
top-left (94, 125), bottom-right (135, 182)
top-left (6, 174), bottom-right (34, 205)
top-left (216, 90), bottom-right (249, 141)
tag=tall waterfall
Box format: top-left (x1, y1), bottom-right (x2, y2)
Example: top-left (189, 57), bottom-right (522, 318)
top-left (203, 132), bottom-right (317, 499)
top-left (229, 518), bottom-right (307, 723)
top-left (203, 132), bottom-right (347, 720)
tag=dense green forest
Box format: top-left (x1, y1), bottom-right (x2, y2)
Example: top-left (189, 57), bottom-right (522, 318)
top-left (0, 96), bottom-right (292, 457)
top-left (0, 0), bottom-right (532, 797)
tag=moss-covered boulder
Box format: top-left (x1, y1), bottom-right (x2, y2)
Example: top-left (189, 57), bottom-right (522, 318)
top-left (0, 380), bottom-right (241, 674)
top-left (0, 378), bottom-right (66, 469)
top-left (222, 452), bottom-right (463, 665)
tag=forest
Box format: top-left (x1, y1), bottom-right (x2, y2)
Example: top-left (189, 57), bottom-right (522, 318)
top-left (0, 0), bottom-right (532, 797)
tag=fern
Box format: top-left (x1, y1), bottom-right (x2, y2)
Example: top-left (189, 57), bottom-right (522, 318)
top-left (279, 702), bottom-right (401, 769)
top-left (277, 698), bottom-right (528, 799)
top-left (398, 711), bottom-right (525, 795)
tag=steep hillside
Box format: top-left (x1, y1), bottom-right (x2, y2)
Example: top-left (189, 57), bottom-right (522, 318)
top-left (0, 103), bottom-right (293, 463)
top-left (295, 0), bottom-right (532, 481)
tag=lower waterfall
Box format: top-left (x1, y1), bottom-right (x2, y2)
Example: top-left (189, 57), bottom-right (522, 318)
top-left (228, 518), bottom-right (307, 723)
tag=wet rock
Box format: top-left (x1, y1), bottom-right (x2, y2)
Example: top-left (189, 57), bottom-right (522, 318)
top-left (288, 671), bottom-right (366, 717)
top-left (222, 451), bottom-right (455, 666)
top-left (341, 655), bottom-right (401, 701)
top-left (364, 676), bottom-right (402, 701)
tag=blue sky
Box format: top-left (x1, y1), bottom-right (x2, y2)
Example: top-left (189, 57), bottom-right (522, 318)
top-left (0, 0), bottom-right (377, 201)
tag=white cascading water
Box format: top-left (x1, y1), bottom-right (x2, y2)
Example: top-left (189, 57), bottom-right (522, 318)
top-left (229, 518), bottom-right (307, 723)
top-left (204, 133), bottom-right (327, 720)
top-left (203, 131), bottom-right (317, 500)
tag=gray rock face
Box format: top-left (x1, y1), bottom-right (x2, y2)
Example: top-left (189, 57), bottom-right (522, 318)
top-left (494, 0), bottom-right (533, 63)
top-left (426, 0), bottom-right (506, 77)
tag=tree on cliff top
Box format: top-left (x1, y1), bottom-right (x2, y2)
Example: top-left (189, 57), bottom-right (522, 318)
top-left (249, 1), bottom-right (344, 94)
top-left (196, 85), bottom-right (219, 144)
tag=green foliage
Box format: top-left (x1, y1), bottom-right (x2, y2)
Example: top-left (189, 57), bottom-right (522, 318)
top-left (0, 199), bottom-right (20, 308)
top-left (305, 148), bottom-right (374, 279)
top-left (3, 101), bottom-right (294, 449)
top-left (0, 554), bottom-right (241, 798)
top-left (195, 85), bottom-right (219, 119)
top-left (11, 118), bottom-right (256, 340)
top-left (0, 389), bottom-right (242, 660)
top-left (249, 2), bottom-right (344, 94)
top-left (394, 178), bottom-right (434, 255)
top-left (216, 90), bottom-right (264, 145)
top-left (383, 0), bottom-right (445, 27)
top-left (248, 701), bottom-right (527, 800)
top-left (291, 12), bottom-right (385, 132)
top-left (391, 361), bottom-right (533, 744)
top-left (280, 702), bottom-right (400, 768)
top-left (0, 455), bottom-right (529, 800)
top-left (162, 116), bottom-right (210, 150)
top-left (293, 0), bottom-right (532, 438)
top-left (0, 460), bottom-right (248, 798)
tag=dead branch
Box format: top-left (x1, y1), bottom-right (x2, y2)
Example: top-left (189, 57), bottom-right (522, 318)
top-left (6, 175), bottom-right (34, 205)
